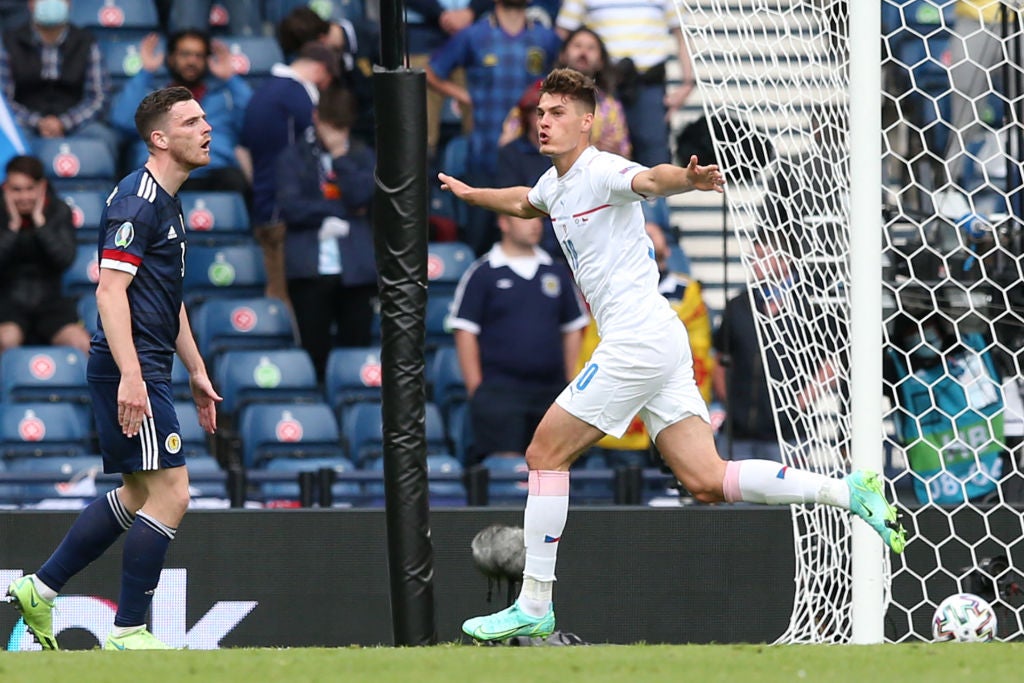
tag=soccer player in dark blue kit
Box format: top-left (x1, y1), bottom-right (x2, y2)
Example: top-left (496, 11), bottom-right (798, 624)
top-left (7, 87), bottom-right (222, 651)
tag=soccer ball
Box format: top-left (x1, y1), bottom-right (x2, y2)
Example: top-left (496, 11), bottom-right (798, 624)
top-left (932, 592), bottom-right (997, 642)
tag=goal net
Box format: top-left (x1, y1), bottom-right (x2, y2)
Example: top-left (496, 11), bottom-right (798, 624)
top-left (675, 0), bottom-right (1024, 642)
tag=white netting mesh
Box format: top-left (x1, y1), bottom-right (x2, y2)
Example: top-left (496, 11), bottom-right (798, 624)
top-left (675, 0), bottom-right (1024, 642)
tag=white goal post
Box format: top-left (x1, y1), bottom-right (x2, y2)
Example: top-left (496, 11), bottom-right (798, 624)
top-left (675, 0), bottom-right (1024, 643)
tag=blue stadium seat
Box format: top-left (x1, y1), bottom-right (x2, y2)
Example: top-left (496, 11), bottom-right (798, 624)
top-left (220, 36), bottom-right (284, 85)
top-left (427, 241), bottom-right (475, 297)
top-left (438, 135), bottom-right (468, 226)
top-left (186, 453), bottom-right (224, 498)
top-left (425, 295), bottom-right (454, 356)
top-left (429, 346), bottom-right (466, 421)
top-left (99, 38), bottom-right (167, 87)
top-left (62, 190), bottom-right (106, 244)
top-left (71, 0), bottom-right (160, 41)
top-left (264, 0), bottom-right (365, 24)
top-left (4, 454), bottom-right (108, 504)
top-left (260, 456), bottom-right (360, 505)
top-left (0, 346), bottom-right (89, 405)
top-left (215, 348), bottom-right (321, 419)
top-left (33, 138), bottom-right (116, 192)
top-left (342, 401), bottom-right (448, 466)
top-left (446, 400), bottom-right (473, 465)
top-left (324, 346), bottom-right (382, 420)
top-left (63, 244), bottom-right (100, 299)
top-left (77, 293), bottom-right (99, 335)
top-left (0, 403), bottom-right (89, 460)
top-left (190, 297), bottom-right (296, 363)
top-left (184, 244), bottom-right (267, 306)
top-left (179, 191), bottom-right (251, 245)
top-left (481, 452), bottom-right (529, 503)
top-left (173, 401), bottom-right (213, 458)
top-left (238, 402), bottom-right (341, 468)
top-left (364, 452), bottom-right (465, 506)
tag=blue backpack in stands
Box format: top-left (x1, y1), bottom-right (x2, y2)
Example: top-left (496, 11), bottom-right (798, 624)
top-left (888, 332), bottom-right (1004, 505)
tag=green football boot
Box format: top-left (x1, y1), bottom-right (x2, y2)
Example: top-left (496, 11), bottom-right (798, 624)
top-left (7, 575), bottom-right (58, 651)
top-left (104, 626), bottom-right (172, 651)
top-left (845, 470), bottom-right (907, 554)
top-left (462, 602), bottom-right (556, 642)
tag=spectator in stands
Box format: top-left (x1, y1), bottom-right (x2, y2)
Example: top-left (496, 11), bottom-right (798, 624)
top-left (110, 30), bottom-right (252, 199)
top-left (449, 213), bottom-right (588, 465)
top-left (275, 86), bottom-right (376, 381)
top-left (0, 154), bottom-right (90, 354)
top-left (712, 237), bottom-right (834, 463)
top-left (426, 0), bottom-right (560, 255)
top-left (241, 41), bottom-right (340, 307)
top-left (275, 5), bottom-right (378, 147)
top-left (165, 0), bottom-right (264, 36)
top-left (0, 0), bottom-right (119, 156)
top-left (556, 0), bottom-right (694, 167)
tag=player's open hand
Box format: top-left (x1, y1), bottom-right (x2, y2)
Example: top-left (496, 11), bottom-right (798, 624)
top-left (438, 172), bottom-right (473, 200)
top-left (684, 155), bottom-right (725, 193)
top-left (190, 373), bottom-right (223, 434)
top-left (118, 374), bottom-right (151, 438)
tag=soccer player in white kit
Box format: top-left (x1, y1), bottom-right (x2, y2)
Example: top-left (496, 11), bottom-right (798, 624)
top-left (440, 67), bottom-right (907, 642)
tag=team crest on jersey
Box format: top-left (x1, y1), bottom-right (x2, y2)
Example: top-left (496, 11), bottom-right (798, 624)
top-left (114, 221), bottom-right (134, 248)
top-left (541, 273), bottom-right (561, 297)
top-left (526, 48), bottom-right (546, 75)
top-left (165, 433), bottom-right (182, 454)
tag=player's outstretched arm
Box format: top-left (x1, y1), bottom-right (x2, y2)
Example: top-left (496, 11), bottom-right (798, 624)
top-left (438, 172), bottom-right (543, 219)
top-left (631, 155), bottom-right (725, 198)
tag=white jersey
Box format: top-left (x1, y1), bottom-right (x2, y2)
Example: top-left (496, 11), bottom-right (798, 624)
top-left (527, 146), bottom-right (678, 339)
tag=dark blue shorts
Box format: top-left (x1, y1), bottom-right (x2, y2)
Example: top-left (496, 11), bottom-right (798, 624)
top-left (90, 378), bottom-right (184, 474)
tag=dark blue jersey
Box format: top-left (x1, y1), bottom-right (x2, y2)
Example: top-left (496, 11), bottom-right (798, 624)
top-left (89, 168), bottom-right (187, 381)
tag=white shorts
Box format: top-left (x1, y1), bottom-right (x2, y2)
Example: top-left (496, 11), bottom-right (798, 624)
top-left (555, 320), bottom-right (710, 441)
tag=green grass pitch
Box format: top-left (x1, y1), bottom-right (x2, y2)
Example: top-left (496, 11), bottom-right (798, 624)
top-left (1, 643), bottom-right (1021, 683)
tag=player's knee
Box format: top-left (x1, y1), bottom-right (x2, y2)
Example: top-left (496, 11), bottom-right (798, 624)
top-left (524, 443), bottom-right (567, 472)
top-left (682, 474), bottom-right (726, 504)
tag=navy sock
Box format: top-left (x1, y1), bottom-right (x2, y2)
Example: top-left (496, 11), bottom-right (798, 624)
top-left (114, 512), bottom-right (176, 628)
top-left (36, 491), bottom-right (135, 593)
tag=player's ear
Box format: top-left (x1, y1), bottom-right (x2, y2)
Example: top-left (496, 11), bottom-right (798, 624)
top-left (150, 129), bottom-right (169, 151)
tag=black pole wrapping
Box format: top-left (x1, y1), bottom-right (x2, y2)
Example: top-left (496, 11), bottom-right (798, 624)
top-left (372, 67), bottom-right (436, 646)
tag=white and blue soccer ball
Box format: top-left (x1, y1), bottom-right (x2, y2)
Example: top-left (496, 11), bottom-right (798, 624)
top-left (932, 592), bottom-right (997, 642)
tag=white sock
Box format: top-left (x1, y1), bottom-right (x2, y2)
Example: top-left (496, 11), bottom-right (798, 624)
top-left (723, 460), bottom-right (850, 508)
top-left (110, 624), bottom-right (145, 637)
top-left (517, 470), bottom-right (568, 618)
top-left (30, 575), bottom-right (58, 601)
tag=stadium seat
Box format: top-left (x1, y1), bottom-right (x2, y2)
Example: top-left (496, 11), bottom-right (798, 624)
top-left (77, 293), bottom-right (99, 335)
top-left (71, 0), bottom-right (160, 41)
top-left (324, 346), bottom-right (382, 420)
top-left (220, 36), bottom-right (284, 85)
top-left (238, 402), bottom-right (341, 468)
top-left (173, 401), bottom-right (213, 458)
top-left (215, 348), bottom-right (321, 419)
top-left (62, 190), bottom-right (106, 244)
top-left (437, 135), bottom-right (468, 227)
top-left (99, 37), bottom-right (167, 87)
top-left (62, 244), bottom-right (100, 299)
top-left (363, 452), bottom-right (465, 506)
top-left (4, 454), bottom-right (108, 504)
top-left (429, 346), bottom-right (466, 421)
top-left (342, 401), bottom-right (448, 466)
top-left (260, 455), bottom-right (360, 506)
top-left (0, 346), bottom-right (89, 405)
top-left (427, 241), bottom-right (475, 297)
top-left (184, 244), bottom-right (267, 306)
top-left (171, 354), bottom-right (192, 401)
top-left (0, 403), bottom-right (89, 460)
top-left (179, 191), bottom-right (251, 245)
top-left (186, 453), bottom-right (224, 498)
top-left (446, 400), bottom-right (473, 465)
top-left (34, 138), bottom-right (116, 193)
top-left (190, 297), bottom-right (297, 363)
top-left (481, 452), bottom-right (529, 504)
top-left (264, 0), bottom-right (365, 24)
top-left (425, 295), bottom-right (454, 357)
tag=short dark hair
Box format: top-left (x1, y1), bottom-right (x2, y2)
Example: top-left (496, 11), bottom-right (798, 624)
top-left (167, 29), bottom-right (211, 57)
top-left (539, 68), bottom-right (597, 114)
top-left (5, 155), bottom-right (44, 181)
top-left (317, 86), bottom-right (356, 130)
top-left (276, 6), bottom-right (330, 56)
top-left (135, 86), bottom-right (195, 148)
